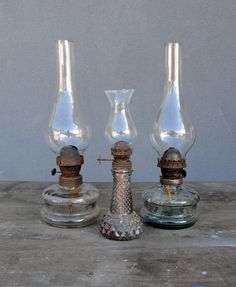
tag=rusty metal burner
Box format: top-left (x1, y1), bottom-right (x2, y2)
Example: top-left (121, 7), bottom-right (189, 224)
top-left (111, 141), bottom-right (132, 171)
top-left (158, 147), bottom-right (187, 186)
top-left (52, 145), bottom-right (84, 188)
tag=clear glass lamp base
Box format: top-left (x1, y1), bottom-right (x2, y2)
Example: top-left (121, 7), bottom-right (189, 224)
top-left (140, 184), bottom-right (199, 229)
top-left (41, 183), bottom-right (100, 228)
top-left (100, 211), bottom-right (143, 241)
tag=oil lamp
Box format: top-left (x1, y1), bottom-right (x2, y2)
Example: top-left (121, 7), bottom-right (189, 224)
top-left (41, 40), bottom-right (100, 228)
top-left (98, 89), bottom-right (143, 240)
top-left (140, 43), bottom-right (200, 229)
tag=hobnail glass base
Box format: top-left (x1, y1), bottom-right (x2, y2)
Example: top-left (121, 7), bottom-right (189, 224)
top-left (140, 184), bottom-right (199, 229)
top-left (100, 211), bottom-right (143, 241)
top-left (41, 183), bottom-right (100, 228)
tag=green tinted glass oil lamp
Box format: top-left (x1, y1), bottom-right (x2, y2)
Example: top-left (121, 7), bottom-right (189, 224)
top-left (140, 43), bottom-right (200, 229)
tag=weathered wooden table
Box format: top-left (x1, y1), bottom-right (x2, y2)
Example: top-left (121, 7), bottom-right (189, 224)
top-left (0, 182), bottom-right (235, 287)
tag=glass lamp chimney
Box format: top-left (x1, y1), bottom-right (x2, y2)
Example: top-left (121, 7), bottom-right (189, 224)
top-left (46, 40), bottom-right (91, 154)
top-left (105, 89), bottom-right (137, 146)
top-left (150, 43), bottom-right (195, 159)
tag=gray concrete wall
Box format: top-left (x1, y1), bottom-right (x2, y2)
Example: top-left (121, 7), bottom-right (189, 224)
top-left (0, 0), bottom-right (235, 182)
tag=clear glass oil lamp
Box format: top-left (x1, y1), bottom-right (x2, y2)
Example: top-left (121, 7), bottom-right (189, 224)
top-left (98, 89), bottom-right (143, 240)
top-left (41, 40), bottom-right (100, 228)
top-left (140, 43), bottom-right (200, 229)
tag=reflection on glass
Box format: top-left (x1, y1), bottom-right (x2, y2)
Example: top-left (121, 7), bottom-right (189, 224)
top-left (46, 40), bottom-right (91, 154)
top-left (105, 89), bottom-right (137, 145)
top-left (150, 43), bottom-right (195, 158)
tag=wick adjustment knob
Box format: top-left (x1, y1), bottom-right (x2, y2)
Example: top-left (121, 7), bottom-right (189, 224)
top-left (97, 155), bottom-right (113, 164)
top-left (51, 168), bottom-right (61, 176)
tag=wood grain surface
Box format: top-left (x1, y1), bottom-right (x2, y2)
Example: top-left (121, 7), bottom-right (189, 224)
top-left (0, 181), bottom-right (235, 287)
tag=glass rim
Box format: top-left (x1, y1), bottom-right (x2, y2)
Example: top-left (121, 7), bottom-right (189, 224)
top-left (56, 39), bottom-right (74, 45)
top-left (105, 88), bottom-right (135, 94)
top-left (165, 42), bottom-right (182, 47)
